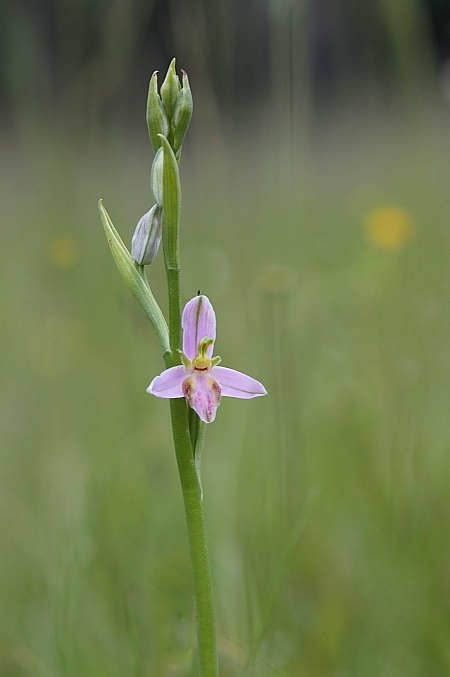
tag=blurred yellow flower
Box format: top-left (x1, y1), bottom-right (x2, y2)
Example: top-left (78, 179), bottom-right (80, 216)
top-left (48, 234), bottom-right (79, 268)
top-left (364, 207), bottom-right (413, 249)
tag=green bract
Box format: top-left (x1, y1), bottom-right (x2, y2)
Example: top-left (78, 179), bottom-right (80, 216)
top-left (158, 134), bottom-right (181, 272)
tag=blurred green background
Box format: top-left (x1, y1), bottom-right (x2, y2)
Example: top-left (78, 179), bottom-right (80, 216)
top-left (2, 0), bottom-right (450, 675)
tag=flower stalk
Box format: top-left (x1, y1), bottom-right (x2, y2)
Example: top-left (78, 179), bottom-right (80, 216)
top-left (99, 59), bottom-right (265, 677)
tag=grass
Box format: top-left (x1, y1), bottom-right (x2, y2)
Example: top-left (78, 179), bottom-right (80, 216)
top-left (1, 90), bottom-right (450, 676)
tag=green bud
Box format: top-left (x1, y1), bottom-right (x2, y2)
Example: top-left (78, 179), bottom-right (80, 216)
top-left (131, 205), bottom-right (162, 265)
top-left (146, 71), bottom-right (170, 153)
top-left (160, 58), bottom-right (181, 120)
top-left (151, 147), bottom-right (164, 206)
top-left (171, 70), bottom-right (193, 153)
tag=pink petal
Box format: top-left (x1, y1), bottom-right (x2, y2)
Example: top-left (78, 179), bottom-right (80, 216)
top-left (182, 371), bottom-right (221, 423)
top-left (147, 365), bottom-right (186, 398)
top-left (182, 295), bottom-right (216, 359)
top-left (212, 366), bottom-right (267, 399)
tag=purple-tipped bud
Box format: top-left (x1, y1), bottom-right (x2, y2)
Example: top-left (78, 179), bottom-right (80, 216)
top-left (131, 205), bottom-right (162, 265)
top-left (171, 70), bottom-right (193, 153)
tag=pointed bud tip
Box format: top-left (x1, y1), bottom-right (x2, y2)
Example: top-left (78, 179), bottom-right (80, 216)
top-left (160, 59), bottom-right (181, 119)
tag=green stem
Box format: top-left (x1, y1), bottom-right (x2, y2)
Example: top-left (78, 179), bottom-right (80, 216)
top-left (193, 422), bottom-right (206, 484)
top-left (188, 409), bottom-right (207, 483)
top-left (166, 265), bottom-right (182, 354)
top-left (167, 397), bottom-right (219, 677)
top-left (159, 131), bottom-right (218, 674)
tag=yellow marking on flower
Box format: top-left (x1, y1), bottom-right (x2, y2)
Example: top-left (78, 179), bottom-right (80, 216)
top-left (192, 337), bottom-right (214, 371)
top-left (48, 234), bottom-right (79, 268)
top-left (193, 357), bottom-right (210, 371)
top-left (364, 207), bottom-right (413, 250)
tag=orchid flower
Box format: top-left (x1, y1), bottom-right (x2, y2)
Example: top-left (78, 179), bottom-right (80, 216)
top-left (147, 295), bottom-right (267, 422)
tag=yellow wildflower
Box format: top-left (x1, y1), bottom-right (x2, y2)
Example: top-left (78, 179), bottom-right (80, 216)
top-left (48, 234), bottom-right (79, 268)
top-left (364, 207), bottom-right (413, 249)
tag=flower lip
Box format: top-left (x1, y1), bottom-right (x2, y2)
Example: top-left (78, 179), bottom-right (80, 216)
top-left (182, 371), bottom-right (221, 423)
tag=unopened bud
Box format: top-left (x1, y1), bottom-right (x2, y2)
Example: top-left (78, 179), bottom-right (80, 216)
top-left (160, 58), bottom-right (181, 120)
top-left (151, 147), bottom-right (164, 206)
top-left (146, 71), bottom-right (170, 153)
top-left (131, 205), bottom-right (162, 265)
top-left (171, 70), bottom-right (193, 153)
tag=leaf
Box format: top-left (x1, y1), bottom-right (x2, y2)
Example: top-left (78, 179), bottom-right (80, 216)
top-left (98, 200), bottom-right (170, 354)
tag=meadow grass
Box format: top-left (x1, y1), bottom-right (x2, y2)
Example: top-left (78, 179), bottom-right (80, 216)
top-left (1, 96), bottom-right (450, 676)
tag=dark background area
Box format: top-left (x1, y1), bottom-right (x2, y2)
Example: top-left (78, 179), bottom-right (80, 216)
top-left (1, 0), bottom-right (450, 133)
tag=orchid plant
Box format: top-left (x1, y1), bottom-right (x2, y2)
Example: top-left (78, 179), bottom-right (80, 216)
top-left (98, 60), bottom-right (266, 677)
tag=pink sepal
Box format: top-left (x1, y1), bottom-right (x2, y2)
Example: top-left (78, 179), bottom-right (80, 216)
top-left (182, 295), bottom-right (216, 359)
top-left (213, 366), bottom-right (267, 399)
